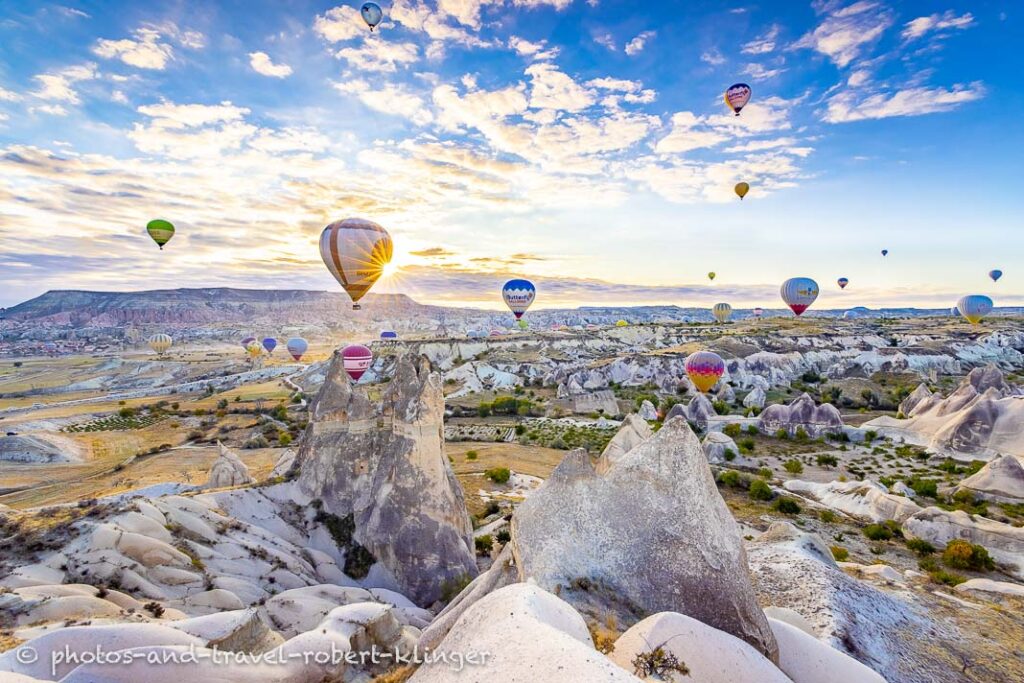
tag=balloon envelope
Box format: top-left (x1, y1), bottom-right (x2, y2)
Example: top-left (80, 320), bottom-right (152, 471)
top-left (752, 307), bottom-right (764, 318)
top-left (286, 337), bottom-right (308, 361)
top-left (957, 295), bottom-right (993, 325)
top-left (148, 333), bottom-right (172, 354)
top-left (615, 319), bottom-right (628, 327)
top-left (780, 277), bottom-right (819, 316)
top-left (245, 342), bottom-right (262, 359)
top-left (360, 2), bottom-right (383, 29)
top-left (989, 269), bottom-right (1003, 282)
top-left (837, 277), bottom-right (849, 289)
top-left (724, 83), bottom-right (751, 115)
top-left (712, 303), bottom-right (732, 323)
top-left (707, 272), bottom-right (716, 281)
top-left (342, 344), bottom-right (373, 381)
top-left (502, 279), bottom-right (536, 319)
top-left (241, 336), bottom-right (255, 350)
top-left (881, 249), bottom-right (888, 256)
top-left (685, 351), bottom-right (725, 393)
top-left (262, 337), bottom-right (277, 354)
top-left (734, 182), bottom-right (749, 199)
top-left (320, 218), bottom-right (394, 310)
top-left (146, 219), bottom-right (174, 250)
top-left (380, 330), bottom-right (398, 340)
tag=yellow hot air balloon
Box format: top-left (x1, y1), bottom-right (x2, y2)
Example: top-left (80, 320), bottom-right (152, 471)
top-left (707, 272), bottom-right (716, 281)
top-left (615, 319), bottom-right (628, 327)
top-left (712, 303), bottom-right (732, 323)
top-left (319, 218), bottom-right (394, 310)
top-left (148, 333), bottom-right (172, 355)
top-left (734, 182), bottom-right (749, 200)
top-left (245, 341), bottom-right (263, 359)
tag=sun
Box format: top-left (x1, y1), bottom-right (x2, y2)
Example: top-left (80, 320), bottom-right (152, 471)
top-left (380, 261), bottom-right (401, 280)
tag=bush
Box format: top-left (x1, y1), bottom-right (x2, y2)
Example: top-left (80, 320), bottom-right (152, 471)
top-left (783, 459), bottom-right (804, 475)
top-left (466, 450), bottom-right (478, 460)
top-left (515, 425), bottom-right (525, 435)
top-left (243, 435), bottom-right (269, 449)
top-left (485, 467), bottom-right (511, 484)
top-left (712, 400), bottom-right (730, 415)
top-left (819, 509), bottom-right (838, 524)
top-left (723, 423), bottom-right (742, 438)
top-left (775, 498), bottom-right (801, 515)
top-left (477, 403), bottom-right (492, 418)
top-left (723, 449), bottom-right (737, 461)
top-left (278, 433), bottom-right (292, 446)
top-left (863, 523), bottom-right (893, 541)
top-left (907, 478), bottom-right (938, 499)
top-left (746, 425), bottom-right (759, 435)
top-left (475, 535), bottom-right (493, 554)
top-left (863, 430), bottom-right (877, 443)
top-left (757, 467), bottom-right (772, 479)
top-left (794, 427), bottom-right (810, 442)
top-left (775, 428), bottom-right (790, 440)
top-left (118, 407), bottom-right (135, 418)
top-left (719, 470), bottom-right (741, 488)
top-left (496, 528), bottom-right (511, 544)
top-left (930, 569), bottom-right (967, 587)
top-left (831, 546), bottom-right (849, 562)
top-left (905, 538), bottom-right (935, 555)
top-left (816, 454), bottom-right (839, 468)
top-left (738, 437), bottom-right (756, 454)
top-left (748, 479), bottom-right (773, 501)
top-left (942, 540), bottom-right (994, 571)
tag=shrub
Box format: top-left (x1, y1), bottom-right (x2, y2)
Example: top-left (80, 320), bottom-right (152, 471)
top-left (515, 425), bottom-right (526, 435)
top-left (496, 528), bottom-right (511, 544)
top-left (783, 459), bottom-right (804, 475)
top-left (485, 467), bottom-right (511, 484)
top-left (930, 569), bottom-right (967, 587)
top-left (712, 400), bottom-right (730, 415)
top-left (863, 523), bottom-right (893, 541)
top-left (466, 450), bottom-right (478, 460)
top-left (738, 437), bottom-right (756, 454)
top-left (632, 648), bottom-right (690, 679)
top-left (118, 407), bottom-right (135, 418)
top-left (775, 428), bottom-right (790, 440)
top-left (757, 467), bottom-right (772, 479)
top-left (905, 538), bottom-right (935, 555)
top-left (477, 403), bottom-right (492, 418)
top-left (863, 430), bottom-right (877, 443)
top-left (718, 470), bottom-right (741, 488)
top-left (746, 425), bottom-right (759, 435)
top-left (475, 535), bottom-right (493, 554)
top-left (723, 449), bottom-right (737, 461)
top-left (794, 427), bottom-right (810, 442)
top-left (243, 435), bottom-right (269, 449)
top-left (942, 540), bottom-right (994, 571)
top-left (143, 601), bottom-right (165, 618)
top-left (278, 433), bottom-right (292, 446)
top-left (819, 509), bottom-right (838, 524)
top-left (439, 573), bottom-right (473, 602)
top-left (831, 546), bottom-right (849, 562)
top-left (907, 478), bottom-right (938, 499)
top-left (748, 479), bottom-right (773, 501)
top-left (816, 454), bottom-right (839, 468)
top-left (723, 423), bottom-right (742, 438)
top-left (775, 498), bottom-right (801, 515)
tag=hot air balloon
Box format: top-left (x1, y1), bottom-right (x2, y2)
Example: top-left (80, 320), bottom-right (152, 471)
top-left (837, 277), bottom-right (849, 290)
top-left (360, 2), bottom-right (383, 30)
top-left (240, 336), bottom-right (255, 350)
top-left (724, 83), bottom-right (751, 115)
top-left (380, 330), bottom-right (398, 340)
top-left (286, 337), bottom-right (308, 361)
top-left (989, 269), bottom-right (1003, 282)
top-left (950, 306), bottom-right (960, 317)
top-left (881, 249), bottom-right (888, 257)
top-left (262, 337), bottom-right (277, 354)
top-left (490, 329), bottom-right (504, 337)
top-left (843, 310), bottom-right (858, 320)
top-left (320, 218), bottom-right (394, 310)
top-left (502, 279), bottom-right (536, 320)
top-left (780, 277), bottom-right (819, 316)
top-left (707, 272), bottom-right (716, 281)
top-left (734, 182), bottom-right (749, 200)
top-left (342, 344), bottom-right (373, 381)
top-left (685, 351), bottom-right (725, 393)
top-left (712, 303), bottom-right (732, 323)
top-left (245, 341), bottom-right (263, 360)
top-left (615, 319), bottom-right (628, 327)
top-left (517, 319), bottom-right (528, 330)
top-left (752, 307), bottom-right (764, 319)
top-left (148, 333), bottom-right (172, 355)
top-left (146, 219), bottom-right (174, 250)
top-left (957, 295), bottom-right (993, 325)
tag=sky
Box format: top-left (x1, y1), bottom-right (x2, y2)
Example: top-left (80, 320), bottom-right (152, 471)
top-left (0, 0), bottom-right (1021, 311)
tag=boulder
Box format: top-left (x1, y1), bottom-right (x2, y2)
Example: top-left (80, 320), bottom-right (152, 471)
top-left (768, 617), bottom-right (887, 683)
top-left (899, 383), bottom-right (934, 417)
top-left (205, 441), bottom-right (253, 489)
top-left (783, 480), bottom-right (922, 523)
top-left (701, 431), bottom-right (740, 465)
top-left (637, 399), bottom-right (659, 421)
top-left (511, 417), bottom-right (778, 661)
top-left (169, 608), bottom-right (284, 653)
top-left (685, 393), bottom-right (717, 429)
top-left (610, 612), bottom-right (790, 683)
top-left (294, 352), bottom-right (477, 605)
top-left (743, 386), bottom-right (767, 410)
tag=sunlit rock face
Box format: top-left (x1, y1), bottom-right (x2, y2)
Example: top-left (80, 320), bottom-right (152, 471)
top-left (294, 351), bottom-right (477, 606)
top-left (758, 393), bottom-right (843, 437)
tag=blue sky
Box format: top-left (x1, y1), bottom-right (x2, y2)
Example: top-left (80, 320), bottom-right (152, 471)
top-left (0, 0), bottom-right (1020, 310)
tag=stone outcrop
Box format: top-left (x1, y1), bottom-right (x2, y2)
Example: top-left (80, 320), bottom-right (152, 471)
top-left (205, 441), bottom-right (253, 489)
top-left (510, 417), bottom-right (778, 661)
top-left (597, 414), bottom-right (653, 471)
top-left (638, 399), bottom-right (659, 421)
top-left (784, 479), bottom-right (922, 523)
top-left (955, 455), bottom-right (1024, 502)
top-left (294, 352), bottom-right (477, 606)
top-left (743, 386), bottom-right (767, 410)
top-left (702, 431), bottom-right (740, 464)
top-left (903, 507), bottom-right (1024, 579)
top-left (758, 393), bottom-right (843, 437)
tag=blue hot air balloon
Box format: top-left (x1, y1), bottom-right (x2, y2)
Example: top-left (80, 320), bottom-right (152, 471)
top-left (361, 2), bottom-right (383, 30)
top-left (262, 337), bottom-right (277, 354)
top-left (989, 269), bottom-right (1003, 282)
top-left (502, 279), bottom-right (536, 320)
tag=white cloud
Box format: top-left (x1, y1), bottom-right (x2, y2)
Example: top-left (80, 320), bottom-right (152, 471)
top-left (30, 104), bottom-right (69, 116)
top-left (0, 86), bottom-right (22, 102)
top-left (249, 51), bottom-right (293, 78)
top-left (335, 39), bottom-right (420, 72)
top-left (655, 112), bottom-right (731, 153)
top-left (137, 101), bottom-right (250, 129)
top-left (625, 30), bottom-right (655, 56)
top-left (743, 63), bottom-right (786, 80)
top-left (313, 5), bottom-right (366, 42)
top-left (438, 0), bottom-right (497, 29)
top-left (525, 63), bottom-right (594, 111)
top-left (626, 151), bottom-right (806, 204)
top-left (593, 33), bottom-right (616, 51)
top-left (509, 36), bottom-right (559, 60)
top-left (93, 27), bottom-right (175, 70)
top-left (794, 1), bottom-right (893, 68)
top-left (655, 97), bottom-right (796, 154)
top-left (902, 11), bottom-right (974, 41)
top-left (847, 69), bottom-right (871, 87)
top-left (511, 0), bottom-right (574, 9)
top-left (111, 90), bottom-right (129, 104)
top-left (700, 49), bottom-right (725, 66)
top-left (824, 82), bottom-right (985, 122)
top-left (31, 63), bottom-right (98, 103)
top-left (334, 79), bottom-right (434, 125)
top-left (742, 24), bottom-right (780, 54)
top-left (389, 0), bottom-right (493, 48)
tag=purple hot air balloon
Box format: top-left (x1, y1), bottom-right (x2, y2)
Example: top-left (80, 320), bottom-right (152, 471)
top-left (262, 337), bottom-right (277, 354)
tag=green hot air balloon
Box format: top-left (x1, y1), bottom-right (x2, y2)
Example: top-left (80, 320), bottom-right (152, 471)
top-left (147, 219), bottom-right (175, 250)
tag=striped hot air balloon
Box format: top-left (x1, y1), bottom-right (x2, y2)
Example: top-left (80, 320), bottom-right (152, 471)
top-left (146, 219), bottom-right (175, 250)
top-left (957, 295), bottom-right (993, 325)
top-left (837, 277), bottom-right (849, 289)
top-left (685, 351), bottom-right (725, 393)
top-left (780, 277), bottom-right (819, 316)
top-left (319, 218), bottom-right (394, 310)
top-left (712, 303), bottom-right (732, 323)
top-left (502, 279), bottom-right (536, 320)
top-left (342, 344), bottom-right (373, 381)
top-left (286, 337), bottom-right (308, 361)
top-left (148, 333), bottom-right (172, 355)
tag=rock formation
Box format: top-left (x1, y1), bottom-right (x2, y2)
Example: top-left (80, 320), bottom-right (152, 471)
top-left (597, 414), bottom-right (653, 471)
top-left (638, 399), bottom-right (659, 421)
top-left (510, 417), bottom-right (778, 660)
top-left (758, 393), bottom-right (843, 437)
top-left (903, 507), bottom-right (1024, 579)
top-left (205, 441), bottom-right (253, 489)
top-left (743, 386), bottom-right (767, 410)
top-left (702, 431), bottom-right (740, 464)
top-left (955, 455), bottom-right (1024, 502)
top-left (294, 351), bottom-right (477, 606)
top-left (784, 479), bottom-right (922, 523)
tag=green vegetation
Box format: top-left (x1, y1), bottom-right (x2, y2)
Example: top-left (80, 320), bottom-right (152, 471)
top-left (905, 538), bottom-right (935, 556)
top-left (816, 454), bottom-right (839, 468)
top-left (942, 539), bottom-right (994, 571)
top-left (864, 523), bottom-right (894, 541)
top-left (831, 546), bottom-right (849, 562)
top-left (774, 498), bottom-right (801, 514)
top-left (783, 459), bottom-right (804, 475)
top-left (475, 535), bottom-right (493, 554)
top-left (723, 423), bottom-right (742, 438)
top-left (748, 479), bottom-right (772, 501)
top-left (64, 412), bottom-right (165, 433)
top-left (485, 467), bottom-right (511, 484)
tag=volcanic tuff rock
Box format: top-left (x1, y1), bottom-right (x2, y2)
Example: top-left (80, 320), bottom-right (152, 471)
top-left (702, 431), bottom-right (742, 465)
top-left (510, 417), bottom-right (779, 661)
top-left (597, 413), bottom-right (653, 471)
top-left (744, 385), bottom-right (767, 409)
top-left (783, 479), bottom-right (922, 523)
top-left (758, 393), bottom-right (843, 437)
top-left (205, 441), bottom-right (253, 489)
top-left (955, 455), bottom-right (1024, 502)
top-left (902, 507), bottom-right (1024, 580)
top-left (294, 351), bottom-right (477, 606)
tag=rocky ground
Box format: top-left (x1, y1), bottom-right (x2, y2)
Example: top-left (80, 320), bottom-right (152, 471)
top-left (2, 317), bottom-right (1024, 681)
